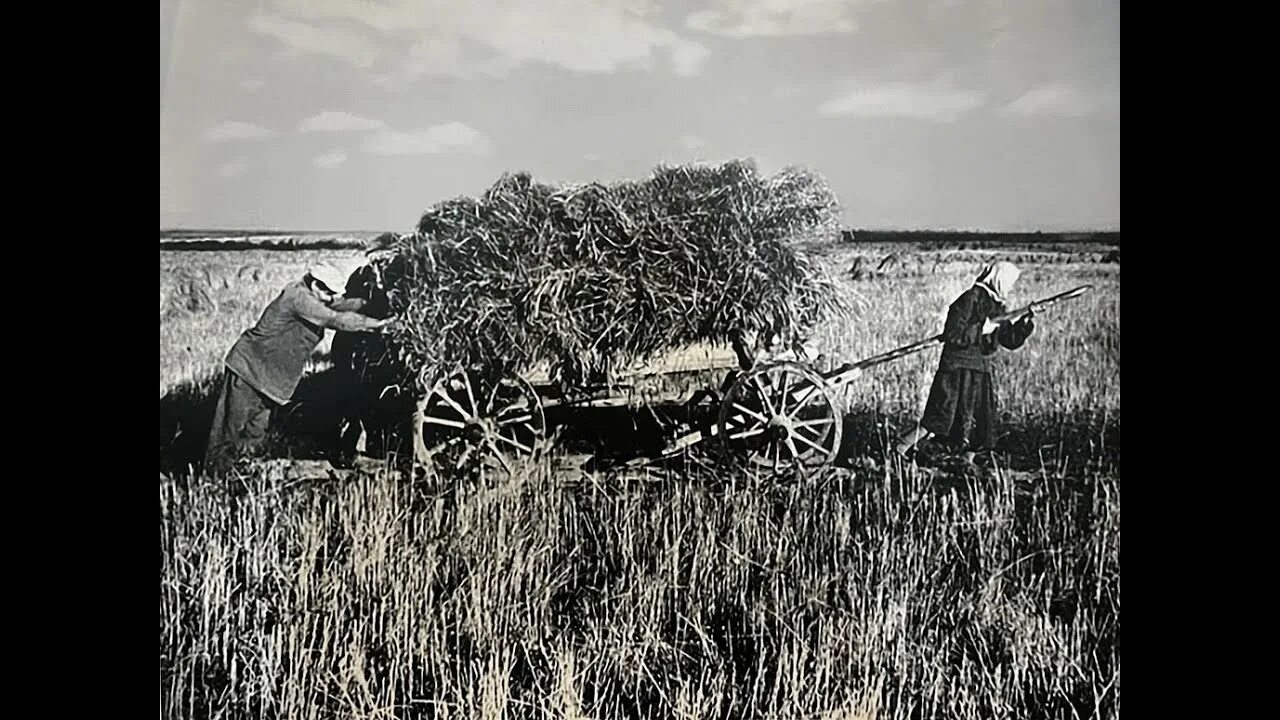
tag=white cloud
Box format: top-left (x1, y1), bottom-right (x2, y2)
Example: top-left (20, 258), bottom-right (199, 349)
top-left (266, 0), bottom-right (433, 34)
top-left (240, 78), bottom-right (265, 91)
top-left (313, 149), bottom-right (348, 168)
top-left (204, 121), bottom-right (276, 142)
top-left (361, 122), bottom-right (492, 155)
top-left (669, 40), bottom-right (711, 76)
top-left (818, 83), bottom-right (984, 122)
top-left (1004, 84), bottom-right (1116, 117)
top-left (219, 157), bottom-right (250, 178)
top-left (300, 111), bottom-right (387, 132)
top-left (372, 36), bottom-right (518, 85)
top-left (464, 2), bottom-right (707, 76)
top-left (260, 0), bottom-right (708, 79)
top-left (686, 0), bottom-right (867, 38)
top-left (247, 10), bottom-right (379, 68)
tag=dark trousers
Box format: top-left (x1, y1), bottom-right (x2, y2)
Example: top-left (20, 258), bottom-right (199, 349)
top-left (204, 369), bottom-right (276, 475)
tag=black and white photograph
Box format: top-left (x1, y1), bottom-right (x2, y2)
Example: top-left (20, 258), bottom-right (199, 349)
top-left (160, 1), bottom-right (1120, 717)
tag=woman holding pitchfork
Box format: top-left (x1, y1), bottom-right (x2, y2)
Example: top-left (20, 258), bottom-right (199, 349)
top-left (894, 261), bottom-right (1036, 467)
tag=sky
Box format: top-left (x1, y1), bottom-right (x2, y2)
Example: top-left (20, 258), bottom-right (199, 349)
top-left (159, 0), bottom-right (1119, 232)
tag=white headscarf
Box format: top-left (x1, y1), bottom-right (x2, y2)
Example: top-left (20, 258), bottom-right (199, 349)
top-left (974, 261), bottom-right (1020, 304)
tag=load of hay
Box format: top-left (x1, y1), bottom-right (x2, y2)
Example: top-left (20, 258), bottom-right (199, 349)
top-left (350, 159), bottom-right (849, 394)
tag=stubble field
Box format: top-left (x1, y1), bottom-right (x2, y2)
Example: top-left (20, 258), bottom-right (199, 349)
top-left (159, 241), bottom-right (1119, 719)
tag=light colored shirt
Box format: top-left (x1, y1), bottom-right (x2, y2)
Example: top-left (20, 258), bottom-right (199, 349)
top-left (225, 281), bottom-right (335, 404)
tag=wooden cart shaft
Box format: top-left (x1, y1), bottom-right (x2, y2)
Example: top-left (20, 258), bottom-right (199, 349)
top-left (634, 284), bottom-right (1094, 465)
top-left (825, 283), bottom-right (1094, 387)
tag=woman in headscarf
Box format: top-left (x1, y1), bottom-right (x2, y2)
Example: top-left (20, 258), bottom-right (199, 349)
top-left (894, 261), bottom-right (1036, 465)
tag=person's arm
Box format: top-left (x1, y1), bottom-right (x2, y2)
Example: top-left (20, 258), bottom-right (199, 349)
top-left (294, 292), bottom-right (388, 333)
top-left (329, 311), bottom-right (388, 333)
top-left (940, 291), bottom-right (984, 347)
top-left (328, 297), bottom-right (368, 313)
top-left (997, 313), bottom-right (1035, 350)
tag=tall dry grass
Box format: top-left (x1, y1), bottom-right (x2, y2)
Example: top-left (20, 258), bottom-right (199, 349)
top-left (160, 459), bottom-right (1118, 719)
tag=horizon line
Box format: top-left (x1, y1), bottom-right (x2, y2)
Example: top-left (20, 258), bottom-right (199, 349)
top-left (160, 225), bottom-right (1122, 235)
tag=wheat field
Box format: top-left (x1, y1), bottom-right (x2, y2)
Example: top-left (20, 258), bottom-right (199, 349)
top-left (159, 241), bottom-right (1119, 719)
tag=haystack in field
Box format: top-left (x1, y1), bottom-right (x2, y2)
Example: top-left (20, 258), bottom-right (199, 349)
top-left (161, 266), bottom-right (218, 320)
top-left (350, 159), bottom-right (850, 393)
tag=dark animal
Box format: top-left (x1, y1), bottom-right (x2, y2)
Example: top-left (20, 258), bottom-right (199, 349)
top-left (331, 265), bottom-right (404, 461)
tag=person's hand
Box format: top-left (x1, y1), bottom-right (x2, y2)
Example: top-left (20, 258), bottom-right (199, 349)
top-left (373, 317), bottom-right (397, 333)
top-left (982, 318), bottom-right (1001, 335)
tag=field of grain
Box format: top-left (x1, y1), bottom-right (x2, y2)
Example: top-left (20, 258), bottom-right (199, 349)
top-left (159, 241), bottom-right (1119, 719)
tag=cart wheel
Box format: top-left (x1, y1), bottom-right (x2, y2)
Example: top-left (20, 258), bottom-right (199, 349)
top-left (718, 361), bottom-right (842, 471)
top-left (414, 367), bottom-right (546, 475)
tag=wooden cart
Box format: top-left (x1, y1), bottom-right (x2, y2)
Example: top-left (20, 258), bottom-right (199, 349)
top-left (409, 285), bottom-right (1093, 474)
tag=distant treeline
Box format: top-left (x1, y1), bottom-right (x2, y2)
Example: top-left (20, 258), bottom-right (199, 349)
top-left (160, 237), bottom-right (368, 251)
top-left (840, 230), bottom-right (1120, 246)
top-left (160, 229), bottom-right (385, 239)
top-left (160, 229), bottom-right (1121, 252)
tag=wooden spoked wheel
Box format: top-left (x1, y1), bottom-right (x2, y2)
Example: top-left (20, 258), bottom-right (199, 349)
top-left (413, 368), bottom-right (546, 474)
top-left (718, 361), bottom-right (842, 471)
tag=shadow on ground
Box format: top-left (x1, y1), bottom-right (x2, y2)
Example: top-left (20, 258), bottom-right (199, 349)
top-left (162, 369), bottom-right (1118, 477)
top-left (160, 368), bottom-right (414, 476)
top-left (836, 407), bottom-right (1119, 473)
top-left (159, 376), bottom-right (221, 476)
